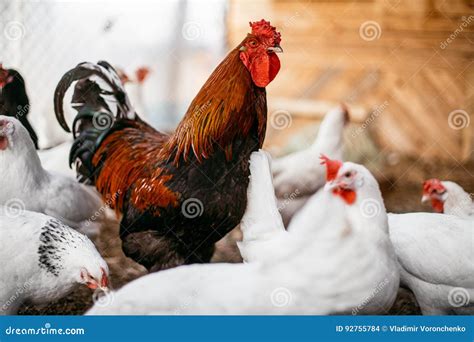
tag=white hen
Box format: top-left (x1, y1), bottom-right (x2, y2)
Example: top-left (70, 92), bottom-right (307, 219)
top-left (422, 178), bottom-right (473, 219)
top-left (0, 116), bottom-right (104, 236)
top-left (237, 151), bottom-right (288, 263)
top-left (88, 151), bottom-right (395, 315)
top-left (389, 212), bottom-right (474, 315)
top-left (272, 106), bottom-right (348, 225)
top-left (239, 157), bottom-right (399, 313)
top-left (0, 206), bottom-right (109, 315)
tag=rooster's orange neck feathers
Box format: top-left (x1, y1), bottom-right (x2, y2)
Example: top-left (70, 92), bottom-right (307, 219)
top-left (161, 48), bottom-right (267, 165)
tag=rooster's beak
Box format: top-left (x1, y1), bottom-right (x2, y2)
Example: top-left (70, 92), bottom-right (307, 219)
top-left (421, 195), bottom-right (430, 204)
top-left (267, 45), bottom-right (283, 53)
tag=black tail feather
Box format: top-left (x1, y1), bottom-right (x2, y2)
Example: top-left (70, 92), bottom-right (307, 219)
top-left (54, 61), bottom-right (137, 184)
top-left (54, 61), bottom-right (136, 133)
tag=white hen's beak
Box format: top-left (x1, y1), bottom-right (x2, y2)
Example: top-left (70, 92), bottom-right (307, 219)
top-left (421, 194), bottom-right (430, 204)
top-left (324, 181), bottom-right (339, 192)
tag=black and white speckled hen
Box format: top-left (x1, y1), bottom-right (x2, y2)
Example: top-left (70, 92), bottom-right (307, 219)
top-left (0, 206), bottom-right (109, 314)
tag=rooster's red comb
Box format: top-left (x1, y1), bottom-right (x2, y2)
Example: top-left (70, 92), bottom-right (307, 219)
top-left (320, 154), bottom-right (343, 181)
top-left (249, 19), bottom-right (281, 45)
top-left (423, 178), bottom-right (445, 194)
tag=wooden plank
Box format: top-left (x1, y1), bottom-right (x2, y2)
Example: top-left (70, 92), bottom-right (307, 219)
top-left (462, 62), bottom-right (473, 160)
top-left (228, 0), bottom-right (472, 161)
top-left (268, 97), bottom-right (367, 122)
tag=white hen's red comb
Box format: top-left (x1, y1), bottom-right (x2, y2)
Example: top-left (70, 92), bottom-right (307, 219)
top-left (320, 154), bottom-right (342, 181)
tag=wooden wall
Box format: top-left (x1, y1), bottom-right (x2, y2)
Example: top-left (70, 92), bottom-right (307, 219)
top-left (228, 0), bottom-right (474, 162)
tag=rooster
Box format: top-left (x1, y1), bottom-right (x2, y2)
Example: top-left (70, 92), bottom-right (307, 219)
top-left (54, 20), bottom-right (282, 272)
top-left (422, 178), bottom-right (473, 219)
top-left (0, 64), bottom-right (39, 149)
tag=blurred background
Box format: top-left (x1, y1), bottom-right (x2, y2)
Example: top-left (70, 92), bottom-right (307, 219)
top-left (1, 0), bottom-right (472, 157)
top-left (1, 0), bottom-right (472, 315)
top-left (1, 0), bottom-right (473, 211)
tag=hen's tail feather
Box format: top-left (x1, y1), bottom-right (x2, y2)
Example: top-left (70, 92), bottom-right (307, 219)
top-left (241, 150), bottom-right (285, 239)
top-left (54, 61), bottom-right (137, 184)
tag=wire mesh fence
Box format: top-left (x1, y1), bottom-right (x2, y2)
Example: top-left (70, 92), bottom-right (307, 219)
top-left (0, 0), bottom-right (227, 148)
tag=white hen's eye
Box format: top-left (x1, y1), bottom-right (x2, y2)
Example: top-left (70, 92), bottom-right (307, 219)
top-left (344, 171), bottom-right (352, 178)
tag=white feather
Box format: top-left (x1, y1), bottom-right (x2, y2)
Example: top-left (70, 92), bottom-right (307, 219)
top-left (237, 150), bottom-right (287, 262)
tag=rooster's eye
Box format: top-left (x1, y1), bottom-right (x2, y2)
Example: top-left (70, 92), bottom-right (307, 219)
top-left (248, 40), bottom-right (258, 47)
